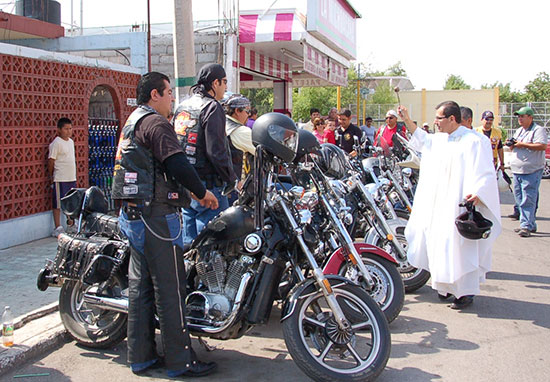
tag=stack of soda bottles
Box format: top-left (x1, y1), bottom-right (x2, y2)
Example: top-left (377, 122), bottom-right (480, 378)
top-left (88, 118), bottom-right (118, 211)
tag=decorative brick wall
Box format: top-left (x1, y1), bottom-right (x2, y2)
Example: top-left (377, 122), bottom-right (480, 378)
top-left (0, 53), bottom-right (140, 221)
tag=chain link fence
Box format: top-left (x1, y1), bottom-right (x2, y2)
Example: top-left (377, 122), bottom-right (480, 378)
top-left (500, 102), bottom-right (550, 137)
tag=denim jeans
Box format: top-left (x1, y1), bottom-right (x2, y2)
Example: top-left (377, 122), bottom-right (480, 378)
top-left (513, 169), bottom-right (543, 231)
top-left (181, 182), bottom-right (229, 245)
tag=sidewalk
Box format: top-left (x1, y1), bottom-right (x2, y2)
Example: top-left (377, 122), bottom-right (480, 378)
top-left (0, 237), bottom-right (59, 318)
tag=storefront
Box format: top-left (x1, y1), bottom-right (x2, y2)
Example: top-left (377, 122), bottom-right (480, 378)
top-left (238, 0), bottom-right (360, 112)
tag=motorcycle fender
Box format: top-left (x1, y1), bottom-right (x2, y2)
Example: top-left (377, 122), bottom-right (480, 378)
top-left (364, 218), bottom-right (407, 246)
top-left (323, 243), bottom-right (398, 276)
top-left (280, 275), bottom-right (357, 322)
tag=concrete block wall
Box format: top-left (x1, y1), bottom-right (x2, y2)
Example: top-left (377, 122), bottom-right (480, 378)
top-left (151, 32), bottom-right (221, 81)
top-left (70, 48), bottom-right (132, 66)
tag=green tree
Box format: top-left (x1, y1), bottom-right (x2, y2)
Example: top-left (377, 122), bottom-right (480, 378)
top-left (292, 86), bottom-right (337, 122)
top-left (384, 61), bottom-right (407, 77)
top-left (481, 82), bottom-right (525, 103)
top-left (370, 82), bottom-right (397, 105)
top-left (240, 88), bottom-right (273, 116)
top-left (443, 74), bottom-right (471, 90)
top-left (524, 72), bottom-right (550, 101)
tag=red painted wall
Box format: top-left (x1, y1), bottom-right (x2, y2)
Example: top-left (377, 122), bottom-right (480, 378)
top-left (0, 53), bottom-right (140, 221)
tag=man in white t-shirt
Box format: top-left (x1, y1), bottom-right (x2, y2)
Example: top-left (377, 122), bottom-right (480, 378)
top-left (48, 117), bottom-right (77, 237)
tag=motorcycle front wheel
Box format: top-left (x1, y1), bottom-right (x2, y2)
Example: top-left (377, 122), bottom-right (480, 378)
top-left (339, 254), bottom-right (404, 323)
top-left (282, 281), bottom-right (390, 382)
top-left (59, 272), bottom-right (128, 349)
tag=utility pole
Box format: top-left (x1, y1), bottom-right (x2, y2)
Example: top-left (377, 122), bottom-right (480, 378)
top-left (173, 0), bottom-right (196, 103)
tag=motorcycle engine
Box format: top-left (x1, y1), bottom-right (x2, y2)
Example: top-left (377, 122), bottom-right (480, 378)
top-left (186, 252), bottom-right (255, 324)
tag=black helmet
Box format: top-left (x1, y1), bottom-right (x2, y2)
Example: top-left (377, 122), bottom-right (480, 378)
top-left (455, 201), bottom-right (493, 240)
top-left (294, 129), bottom-right (321, 163)
top-left (315, 143), bottom-right (352, 179)
top-left (252, 112), bottom-right (298, 163)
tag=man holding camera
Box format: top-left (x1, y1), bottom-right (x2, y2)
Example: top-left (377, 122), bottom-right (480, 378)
top-left (507, 107), bottom-right (547, 237)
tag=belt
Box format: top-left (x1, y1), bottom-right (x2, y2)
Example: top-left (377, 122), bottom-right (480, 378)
top-left (122, 202), bottom-right (178, 218)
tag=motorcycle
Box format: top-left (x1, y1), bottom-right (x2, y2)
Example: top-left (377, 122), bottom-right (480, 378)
top-left (279, 131), bottom-right (404, 323)
top-left (38, 123), bottom-right (391, 382)
top-left (318, 142), bottom-right (430, 293)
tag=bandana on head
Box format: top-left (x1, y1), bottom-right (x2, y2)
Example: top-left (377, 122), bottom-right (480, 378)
top-left (197, 63), bottom-right (226, 85)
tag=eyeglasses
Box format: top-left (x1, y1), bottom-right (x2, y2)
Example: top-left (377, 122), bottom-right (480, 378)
top-left (220, 79), bottom-right (228, 84)
top-left (485, 118), bottom-right (494, 121)
top-left (385, 116), bottom-right (395, 120)
top-left (435, 115), bottom-right (449, 120)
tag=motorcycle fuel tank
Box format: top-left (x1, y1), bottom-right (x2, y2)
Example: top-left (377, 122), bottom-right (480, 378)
top-left (206, 205), bottom-right (256, 240)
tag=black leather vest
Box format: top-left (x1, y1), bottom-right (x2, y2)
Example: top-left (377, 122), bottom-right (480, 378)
top-left (173, 93), bottom-right (216, 176)
top-left (112, 107), bottom-right (190, 207)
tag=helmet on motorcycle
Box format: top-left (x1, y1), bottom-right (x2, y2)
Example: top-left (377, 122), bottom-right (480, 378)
top-left (455, 201), bottom-right (493, 240)
top-left (315, 143), bottom-right (352, 179)
top-left (294, 129), bottom-right (321, 163)
top-left (252, 112), bottom-right (298, 163)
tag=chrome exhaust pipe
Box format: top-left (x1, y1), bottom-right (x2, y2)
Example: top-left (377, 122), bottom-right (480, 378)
top-left (82, 294), bottom-right (129, 314)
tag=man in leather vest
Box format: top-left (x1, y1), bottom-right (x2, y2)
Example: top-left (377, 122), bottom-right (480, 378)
top-left (112, 72), bottom-right (218, 378)
top-left (223, 94), bottom-right (255, 205)
top-left (173, 64), bottom-right (238, 245)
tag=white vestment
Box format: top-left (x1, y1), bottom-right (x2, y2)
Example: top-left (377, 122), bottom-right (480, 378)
top-left (405, 126), bottom-right (502, 297)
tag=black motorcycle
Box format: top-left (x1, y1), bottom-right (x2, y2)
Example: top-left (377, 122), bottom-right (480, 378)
top-left (38, 113), bottom-right (391, 382)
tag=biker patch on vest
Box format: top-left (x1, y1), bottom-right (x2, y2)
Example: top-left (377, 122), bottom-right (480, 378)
top-left (188, 132), bottom-right (198, 144)
top-left (174, 111), bottom-right (196, 136)
top-left (167, 192), bottom-right (179, 200)
top-left (185, 146), bottom-right (196, 155)
top-left (123, 185), bottom-right (138, 195)
top-left (124, 172), bottom-right (138, 184)
top-left (344, 133), bottom-right (352, 141)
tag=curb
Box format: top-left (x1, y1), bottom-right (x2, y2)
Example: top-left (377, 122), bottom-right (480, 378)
top-left (0, 303), bottom-right (67, 377)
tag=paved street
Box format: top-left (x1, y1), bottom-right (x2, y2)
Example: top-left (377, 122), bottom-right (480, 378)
top-left (1, 180), bottom-right (549, 381)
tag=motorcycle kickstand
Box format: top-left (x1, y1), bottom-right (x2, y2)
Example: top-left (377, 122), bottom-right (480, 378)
top-left (198, 336), bottom-right (220, 352)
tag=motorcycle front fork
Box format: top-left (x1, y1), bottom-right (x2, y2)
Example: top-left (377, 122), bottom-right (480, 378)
top-left (278, 198), bottom-right (351, 331)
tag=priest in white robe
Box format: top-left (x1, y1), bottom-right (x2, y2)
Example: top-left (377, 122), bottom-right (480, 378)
top-left (399, 101), bottom-right (501, 309)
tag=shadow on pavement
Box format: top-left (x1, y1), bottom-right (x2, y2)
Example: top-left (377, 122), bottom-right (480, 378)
top-left (378, 366), bottom-right (442, 381)
top-left (389, 315), bottom-right (479, 359)
top-left (487, 271), bottom-right (550, 285)
top-left (460, 295), bottom-right (550, 329)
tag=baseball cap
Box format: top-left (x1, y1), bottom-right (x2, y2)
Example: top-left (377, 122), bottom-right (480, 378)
top-left (422, 122), bottom-right (429, 127)
top-left (514, 106), bottom-right (534, 116)
top-left (386, 110), bottom-right (398, 118)
top-left (481, 111), bottom-right (494, 120)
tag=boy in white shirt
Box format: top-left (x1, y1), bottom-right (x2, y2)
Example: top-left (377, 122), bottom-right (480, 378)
top-left (48, 118), bottom-right (76, 237)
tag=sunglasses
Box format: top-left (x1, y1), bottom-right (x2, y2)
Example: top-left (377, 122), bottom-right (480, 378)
top-left (386, 116), bottom-right (395, 120)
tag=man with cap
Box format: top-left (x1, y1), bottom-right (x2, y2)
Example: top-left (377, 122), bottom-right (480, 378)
top-left (173, 63), bottom-right (238, 245)
top-left (421, 123), bottom-right (431, 133)
top-left (223, 93), bottom-right (255, 204)
top-left (476, 111), bottom-right (504, 170)
top-left (508, 106), bottom-right (548, 237)
top-left (374, 109), bottom-right (408, 148)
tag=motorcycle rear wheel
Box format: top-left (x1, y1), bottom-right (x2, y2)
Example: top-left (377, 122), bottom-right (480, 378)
top-left (282, 281), bottom-right (390, 382)
top-left (339, 254), bottom-right (404, 323)
top-left (59, 272), bottom-right (128, 349)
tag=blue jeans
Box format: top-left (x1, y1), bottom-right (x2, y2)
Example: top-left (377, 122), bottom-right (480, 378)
top-left (513, 169), bottom-right (543, 231)
top-left (182, 182), bottom-right (229, 245)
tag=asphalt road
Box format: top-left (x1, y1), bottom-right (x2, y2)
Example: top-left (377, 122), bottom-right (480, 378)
top-left (2, 181), bottom-right (549, 382)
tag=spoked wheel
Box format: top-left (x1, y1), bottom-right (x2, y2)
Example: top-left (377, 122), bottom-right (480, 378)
top-left (376, 224), bottom-right (430, 293)
top-left (282, 280), bottom-right (390, 382)
top-left (59, 272), bottom-right (128, 349)
top-left (339, 254), bottom-right (404, 323)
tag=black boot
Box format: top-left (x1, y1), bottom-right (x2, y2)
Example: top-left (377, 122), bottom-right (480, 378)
top-left (450, 295), bottom-right (474, 309)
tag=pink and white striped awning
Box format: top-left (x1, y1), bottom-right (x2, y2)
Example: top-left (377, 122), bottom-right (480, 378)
top-left (239, 46), bottom-right (291, 81)
top-left (239, 13), bottom-right (306, 43)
